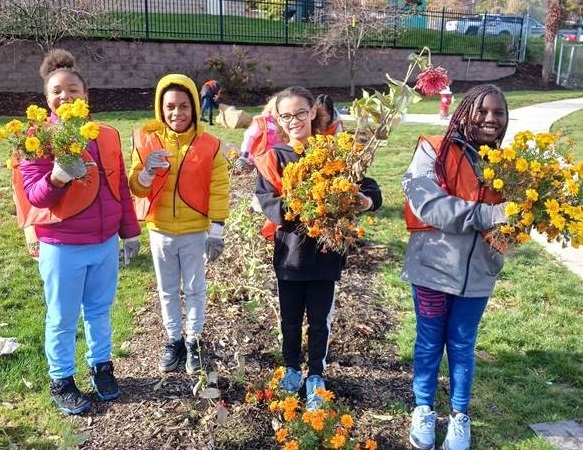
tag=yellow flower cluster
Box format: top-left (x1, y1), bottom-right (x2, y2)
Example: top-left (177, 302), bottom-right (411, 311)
top-left (245, 367), bottom-right (377, 449)
top-left (480, 131), bottom-right (583, 249)
top-left (281, 132), bottom-right (368, 253)
top-left (0, 100), bottom-right (100, 170)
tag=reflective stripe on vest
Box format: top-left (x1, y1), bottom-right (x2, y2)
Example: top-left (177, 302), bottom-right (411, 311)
top-left (132, 129), bottom-right (219, 221)
top-left (404, 135), bottom-right (503, 232)
top-left (11, 123), bottom-right (122, 227)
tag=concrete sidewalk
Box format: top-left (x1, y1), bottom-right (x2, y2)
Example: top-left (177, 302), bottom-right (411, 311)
top-left (346, 97), bottom-right (583, 279)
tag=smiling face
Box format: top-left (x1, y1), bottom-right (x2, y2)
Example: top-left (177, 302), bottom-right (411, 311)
top-left (276, 96), bottom-right (316, 145)
top-left (470, 92), bottom-right (508, 145)
top-left (45, 70), bottom-right (88, 113)
top-left (162, 89), bottom-right (193, 133)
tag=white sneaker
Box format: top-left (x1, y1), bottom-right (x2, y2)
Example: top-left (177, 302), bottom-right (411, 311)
top-left (409, 405), bottom-right (436, 450)
top-left (443, 413), bottom-right (471, 450)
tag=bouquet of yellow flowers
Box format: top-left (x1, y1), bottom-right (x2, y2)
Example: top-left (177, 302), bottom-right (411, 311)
top-left (0, 99), bottom-right (100, 172)
top-left (479, 131), bottom-right (583, 250)
top-left (279, 47), bottom-right (450, 253)
top-left (281, 133), bottom-right (366, 253)
top-left (246, 367), bottom-right (377, 450)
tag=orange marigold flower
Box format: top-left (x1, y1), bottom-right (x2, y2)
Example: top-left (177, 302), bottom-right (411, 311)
top-left (284, 440), bottom-right (299, 450)
top-left (275, 428), bottom-right (288, 443)
top-left (365, 439), bottom-right (378, 450)
top-left (340, 414), bottom-right (355, 429)
top-left (315, 387), bottom-right (335, 402)
top-left (329, 433), bottom-right (347, 449)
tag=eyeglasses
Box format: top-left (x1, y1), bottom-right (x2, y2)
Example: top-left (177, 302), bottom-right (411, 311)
top-left (278, 110), bottom-right (310, 123)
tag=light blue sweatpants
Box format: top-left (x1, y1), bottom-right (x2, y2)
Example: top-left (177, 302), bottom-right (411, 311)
top-left (39, 235), bottom-right (119, 380)
top-left (149, 229), bottom-right (207, 342)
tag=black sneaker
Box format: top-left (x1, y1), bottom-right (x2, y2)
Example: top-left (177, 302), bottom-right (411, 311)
top-left (185, 339), bottom-right (204, 375)
top-left (158, 337), bottom-right (186, 372)
top-left (50, 376), bottom-right (91, 415)
top-left (90, 361), bottom-right (120, 401)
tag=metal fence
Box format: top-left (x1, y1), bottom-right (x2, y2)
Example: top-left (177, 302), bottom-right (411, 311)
top-left (0, 0), bottom-right (538, 63)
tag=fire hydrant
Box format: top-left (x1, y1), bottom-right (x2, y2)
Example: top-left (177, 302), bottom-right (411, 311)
top-left (439, 86), bottom-right (454, 119)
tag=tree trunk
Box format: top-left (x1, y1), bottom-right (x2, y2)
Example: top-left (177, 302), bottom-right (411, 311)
top-left (541, 39), bottom-right (555, 84)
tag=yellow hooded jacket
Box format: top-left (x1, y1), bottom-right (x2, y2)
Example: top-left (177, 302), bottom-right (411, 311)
top-left (129, 74), bottom-right (229, 234)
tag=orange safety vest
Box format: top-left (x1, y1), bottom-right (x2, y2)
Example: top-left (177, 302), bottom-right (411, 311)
top-left (324, 118), bottom-right (343, 136)
top-left (253, 148), bottom-right (284, 241)
top-left (11, 123), bottom-right (122, 228)
top-left (249, 116), bottom-right (269, 159)
top-left (404, 135), bottom-right (503, 232)
top-left (132, 129), bottom-right (220, 221)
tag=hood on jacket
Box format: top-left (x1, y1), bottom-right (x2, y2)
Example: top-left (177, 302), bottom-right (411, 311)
top-left (154, 74), bottom-right (203, 137)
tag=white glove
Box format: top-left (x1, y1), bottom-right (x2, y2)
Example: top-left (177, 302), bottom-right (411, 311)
top-left (52, 157), bottom-right (87, 184)
top-left (144, 150), bottom-right (171, 175)
top-left (123, 236), bottom-right (140, 265)
top-left (205, 222), bottom-right (224, 263)
top-left (356, 192), bottom-right (373, 212)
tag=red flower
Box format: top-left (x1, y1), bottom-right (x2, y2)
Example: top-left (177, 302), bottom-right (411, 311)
top-left (264, 388), bottom-right (274, 400)
top-left (414, 66), bottom-right (451, 97)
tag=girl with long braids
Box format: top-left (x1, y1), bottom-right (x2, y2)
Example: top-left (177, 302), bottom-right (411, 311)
top-left (401, 84), bottom-right (509, 450)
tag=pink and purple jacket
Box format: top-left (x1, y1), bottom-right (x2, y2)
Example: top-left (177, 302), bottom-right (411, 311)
top-left (19, 137), bottom-right (140, 245)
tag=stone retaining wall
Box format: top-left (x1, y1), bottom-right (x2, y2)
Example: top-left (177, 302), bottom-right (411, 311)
top-left (0, 39), bottom-right (514, 94)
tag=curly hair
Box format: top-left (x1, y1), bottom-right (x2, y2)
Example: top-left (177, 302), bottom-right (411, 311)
top-left (39, 48), bottom-right (87, 93)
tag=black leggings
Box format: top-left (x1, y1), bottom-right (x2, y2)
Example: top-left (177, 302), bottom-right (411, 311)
top-left (277, 279), bottom-right (335, 377)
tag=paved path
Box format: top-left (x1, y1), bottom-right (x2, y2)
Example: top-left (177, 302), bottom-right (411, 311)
top-left (345, 97), bottom-right (583, 279)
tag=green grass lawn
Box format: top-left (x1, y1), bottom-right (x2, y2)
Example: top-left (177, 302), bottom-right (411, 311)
top-left (1, 90), bottom-right (582, 449)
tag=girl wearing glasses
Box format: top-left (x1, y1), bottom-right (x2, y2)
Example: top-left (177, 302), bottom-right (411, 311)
top-left (254, 86), bottom-right (382, 410)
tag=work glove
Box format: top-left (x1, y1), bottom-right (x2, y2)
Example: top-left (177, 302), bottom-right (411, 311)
top-left (138, 150), bottom-right (170, 187)
top-left (123, 236), bottom-right (140, 265)
top-left (205, 222), bottom-right (225, 263)
top-left (355, 192), bottom-right (373, 212)
top-left (234, 156), bottom-right (253, 174)
top-left (52, 157), bottom-right (87, 184)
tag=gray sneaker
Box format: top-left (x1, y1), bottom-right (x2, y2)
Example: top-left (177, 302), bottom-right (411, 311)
top-left (50, 376), bottom-right (91, 415)
top-left (443, 413), bottom-right (471, 450)
top-left (409, 405), bottom-right (436, 450)
top-left (158, 337), bottom-right (186, 372)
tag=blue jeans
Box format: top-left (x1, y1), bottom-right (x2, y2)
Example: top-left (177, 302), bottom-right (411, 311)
top-left (412, 285), bottom-right (488, 413)
top-left (149, 229), bottom-right (207, 342)
top-left (39, 235), bottom-right (119, 379)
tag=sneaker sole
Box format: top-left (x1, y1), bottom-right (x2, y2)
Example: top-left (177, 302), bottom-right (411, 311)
top-left (53, 398), bottom-right (91, 415)
top-left (90, 380), bottom-right (120, 401)
top-left (409, 435), bottom-right (435, 450)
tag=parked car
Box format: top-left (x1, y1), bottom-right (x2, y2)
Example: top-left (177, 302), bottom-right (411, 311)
top-left (481, 15), bottom-right (545, 37)
top-left (447, 14), bottom-right (490, 35)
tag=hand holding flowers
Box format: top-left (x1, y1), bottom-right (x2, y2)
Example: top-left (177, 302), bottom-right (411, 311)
top-left (0, 99), bottom-right (100, 181)
top-left (480, 131), bottom-right (583, 250)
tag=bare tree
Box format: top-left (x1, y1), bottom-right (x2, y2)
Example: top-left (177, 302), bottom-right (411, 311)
top-left (0, 0), bottom-right (120, 53)
top-left (311, 0), bottom-right (412, 97)
top-left (542, 0), bottom-right (564, 84)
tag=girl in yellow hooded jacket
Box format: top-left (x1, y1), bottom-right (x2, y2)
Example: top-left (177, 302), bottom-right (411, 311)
top-left (129, 74), bottom-right (229, 375)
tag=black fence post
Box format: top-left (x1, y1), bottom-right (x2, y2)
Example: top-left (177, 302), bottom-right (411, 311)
top-left (439, 7), bottom-right (445, 53)
top-left (219, 0), bottom-right (225, 42)
top-left (144, 0), bottom-right (150, 40)
top-left (284, 0), bottom-right (290, 45)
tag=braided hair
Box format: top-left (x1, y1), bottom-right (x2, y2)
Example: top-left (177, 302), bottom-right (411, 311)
top-left (435, 84), bottom-right (508, 190)
top-left (39, 49), bottom-right (87, 94)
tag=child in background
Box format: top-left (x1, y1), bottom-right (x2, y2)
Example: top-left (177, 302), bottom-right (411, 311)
top-left (402, 84), bottom-right (509, 450)
top-left (254, 86), bottom-right (382, 410)
top-left (129, 74), bottom-right (229, 375)
top-left (234, 95), bottom-right (287, 174)
top-left (315, 94), bottom-right (344, 135)
top-left (199, 79), bottom-right (222, 126)
top-left (14, 49), bottom-right (141, 414)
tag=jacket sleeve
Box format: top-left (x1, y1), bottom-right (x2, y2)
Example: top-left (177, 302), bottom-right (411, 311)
top-left (240, 120), bottom-right (261, 157)
top-left (402, 139), bottom-right (506, 234)
top-left (359, 177), bottom-right (382, 211)
top-left (117, 150), bottom-right (142, 239)
top-left (255, 164), bottom-right (285, 226)
top-left (19, 157), bottom-right (67, 208)
top-left (207, 141), bottom-right (230, 223)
